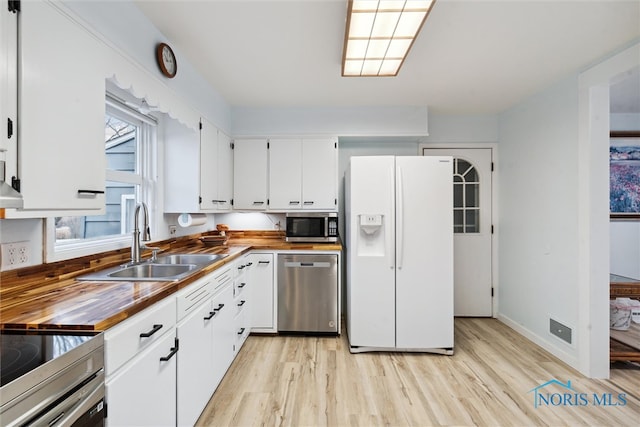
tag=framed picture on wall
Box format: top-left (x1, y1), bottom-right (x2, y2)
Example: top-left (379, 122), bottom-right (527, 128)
top-left (610, 131), bottom-right (640, 219)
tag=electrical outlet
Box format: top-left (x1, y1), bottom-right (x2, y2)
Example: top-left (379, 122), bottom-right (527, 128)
top-left (1, 241), bottom-right (30, 268)
top-left (169, 225), bottom-right (177, 235)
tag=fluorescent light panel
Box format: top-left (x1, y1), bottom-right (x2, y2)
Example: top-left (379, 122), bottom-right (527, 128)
top-left (342, 0), bottom-right (435, 77)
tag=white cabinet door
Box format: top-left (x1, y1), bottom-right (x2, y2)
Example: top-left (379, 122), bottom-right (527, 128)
top-left (165, 119), bottom-right (231, 213)
top-left (216, 130), bottom-right (233, 211)
top-left (176, 299), bottom-right (215, 427)
top-left (164, 120), bottom-right (200, 213)
top-left (268, 139), bottom-right (302, 210)
top-left (302, 139), bottom-right (338, 210)
top-left (105, 331), bottom-right (177, 427)
top-left (232, 139), bottom-right (267, 210)
top-left (212, 284), bottom-right (235, 389)
top-left (0, 0), bottom-right (17, 154)
top-left (250, 252), bottom-right (275, 332)
top-left (233, 256), bottom-right (252, 353)
top-left (199, 119), bottom-right (218, 211)
top-left (19, 1), bottom-right (106, 210)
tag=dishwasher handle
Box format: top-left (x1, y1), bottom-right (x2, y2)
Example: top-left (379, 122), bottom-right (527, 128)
top-left (283, 261), bottom-right (331, 268)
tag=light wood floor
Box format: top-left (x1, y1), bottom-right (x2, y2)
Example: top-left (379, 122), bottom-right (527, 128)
top-left (196, 318), bottom-right (640, 426)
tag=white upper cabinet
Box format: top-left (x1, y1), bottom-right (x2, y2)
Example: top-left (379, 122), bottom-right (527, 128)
top-left (268, 138), bottom-right (338, 211)
top-left (165, 118), bottom-right (232, 213)
top-left (200, 121), bottom-right (232, 211)
top-left (164, 119), bottom-right (200, 213)
top-left (18, 1), bottom-right (106, 210)
top-left (301, 138), bottom-right (338, 210)
top-left (232, 139), bottom-right (268, 210)
top-left (0, 0), bottom-right (17, 155)
top-left (268, 139), bottom-right (302, 210)
top-left (216, 130), bottom-right (233, 211)
top-left (199, 119), bottom-right (218, 211)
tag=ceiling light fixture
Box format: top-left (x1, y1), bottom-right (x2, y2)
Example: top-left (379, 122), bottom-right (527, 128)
top-left (342, 0), bottom-right (436, 77)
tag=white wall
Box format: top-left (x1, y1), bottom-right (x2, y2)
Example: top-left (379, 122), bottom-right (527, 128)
top-left (422, 114), bottom-right (499, 143)
top-left (610, 222), bottom-right (640, 278)
top-left (64, 0), bottom-right (231, 133)
top-left (214, 213), bottom-right (285, 231)
top-left (497, 75), bottom-right (581, 365)
top-left (231, 106), bottom-right (428, 137)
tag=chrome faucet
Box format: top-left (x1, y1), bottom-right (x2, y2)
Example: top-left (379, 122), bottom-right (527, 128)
top-left (131, 202), bottom-right (151, 264)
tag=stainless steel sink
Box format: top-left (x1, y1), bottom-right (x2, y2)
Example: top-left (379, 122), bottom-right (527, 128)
top-left (76, 253), bottom-right (228, 282)
top-left (153, 253), bottom-right (227, 265)
top-left (77, 263), bottom-right (197, 282)
top-left (107, 263), bottom-right (197, 279)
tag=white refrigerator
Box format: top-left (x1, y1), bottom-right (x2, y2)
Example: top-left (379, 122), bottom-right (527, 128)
top-left (345, 156), bottom-right (454, 354)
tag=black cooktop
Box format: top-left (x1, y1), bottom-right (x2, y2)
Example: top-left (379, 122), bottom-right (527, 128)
top-left (0, 330), bottom-right (98, 387)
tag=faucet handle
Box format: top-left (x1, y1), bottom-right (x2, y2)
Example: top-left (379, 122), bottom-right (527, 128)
top-left (142, 245), bottom-right (161, 261)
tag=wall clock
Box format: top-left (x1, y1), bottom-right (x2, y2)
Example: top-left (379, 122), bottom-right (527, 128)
top-left (156, 43), bottom-right (177, 78)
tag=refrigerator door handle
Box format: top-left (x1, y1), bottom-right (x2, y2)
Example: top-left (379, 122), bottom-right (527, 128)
top-left (397, 164), bottom-right (404, 270)
top-left (388, 164), bottom-right (395, 270)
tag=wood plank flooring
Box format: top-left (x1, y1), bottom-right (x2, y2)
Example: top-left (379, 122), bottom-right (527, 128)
top-left (196, 319), bottom-right (640, 426)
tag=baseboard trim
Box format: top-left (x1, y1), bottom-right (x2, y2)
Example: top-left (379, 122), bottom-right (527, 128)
top-left (496, 313), bottom-right (579, 371)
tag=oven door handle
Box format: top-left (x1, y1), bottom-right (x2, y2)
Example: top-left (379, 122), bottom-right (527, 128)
top-left (30, 372), bottom-right (105, 427)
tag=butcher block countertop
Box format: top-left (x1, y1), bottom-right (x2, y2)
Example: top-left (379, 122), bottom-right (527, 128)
top-left (0, 231), bottom-right (342, 332)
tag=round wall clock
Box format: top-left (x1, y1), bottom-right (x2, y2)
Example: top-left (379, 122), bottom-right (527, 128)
top-left (156, 43), bottom-right (177, 78)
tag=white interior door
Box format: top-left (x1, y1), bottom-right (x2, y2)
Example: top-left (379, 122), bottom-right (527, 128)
top-left (422, 148), bottom-right (493, 316)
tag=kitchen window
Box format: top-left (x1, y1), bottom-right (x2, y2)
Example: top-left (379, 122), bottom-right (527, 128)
top-left (46, 94), bottom-right (157, 261)
top-left (453, 158), bottom-right (480, 233)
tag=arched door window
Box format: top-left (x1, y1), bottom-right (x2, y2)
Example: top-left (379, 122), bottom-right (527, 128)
top-left (453, 158), bottom-right (480, 233)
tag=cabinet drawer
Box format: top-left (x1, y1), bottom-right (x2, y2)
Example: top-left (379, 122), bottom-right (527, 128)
top-left (105, 297), bottom-right (176, 376)
top-left (176, 277), bottom-right (213, 321)
top-left (234, 295), bottom-right (248, 317)
top-left (234, 310), bottom-right (250, 354)
top-left (213, 266), bottom-right (233, 292)
top-left (235, 259), bottom-right (252, 278)
top-left (234, 278), bottom-right (248, 299)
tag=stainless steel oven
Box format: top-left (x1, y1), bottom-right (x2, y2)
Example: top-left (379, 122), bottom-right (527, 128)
top-left (0, 331), bottom-right (105, 427)
top-left (285, 212), bottom-right (338, 243)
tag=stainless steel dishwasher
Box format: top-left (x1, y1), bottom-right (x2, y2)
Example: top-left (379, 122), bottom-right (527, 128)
top-left (278, 254), bottom-right (338, 333)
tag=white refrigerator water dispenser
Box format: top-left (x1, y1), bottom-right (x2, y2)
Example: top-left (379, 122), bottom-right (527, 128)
top-left (357, 214), bottom-right (385, 257)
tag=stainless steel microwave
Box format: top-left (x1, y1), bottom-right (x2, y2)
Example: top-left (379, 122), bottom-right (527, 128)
top-left (285, 212), bottom-right (338, 242)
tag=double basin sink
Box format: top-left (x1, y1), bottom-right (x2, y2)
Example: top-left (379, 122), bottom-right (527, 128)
top-left (77, 253), bottom-right (228, 282)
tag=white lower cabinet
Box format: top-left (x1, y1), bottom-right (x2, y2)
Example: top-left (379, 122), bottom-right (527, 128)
top-left (233, 256), bottom-right (252, 354)
top-left (250, 252), bottom-right (275, 332)
top-left (211, 284), bottom-right (236, 388)
top-left (104, 255), bottom-right (267, 427)
top-left (176, 278), bottom-right (215, 427)
top-left (105, 300), bottom-right (178, 427)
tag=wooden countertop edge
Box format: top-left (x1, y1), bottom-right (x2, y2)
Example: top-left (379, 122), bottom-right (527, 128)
top-left (0, 238), bottom-right (341, 332)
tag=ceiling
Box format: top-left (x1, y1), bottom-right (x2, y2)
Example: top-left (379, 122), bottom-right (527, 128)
top-left (134, 0), bottom-right (640, 115)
